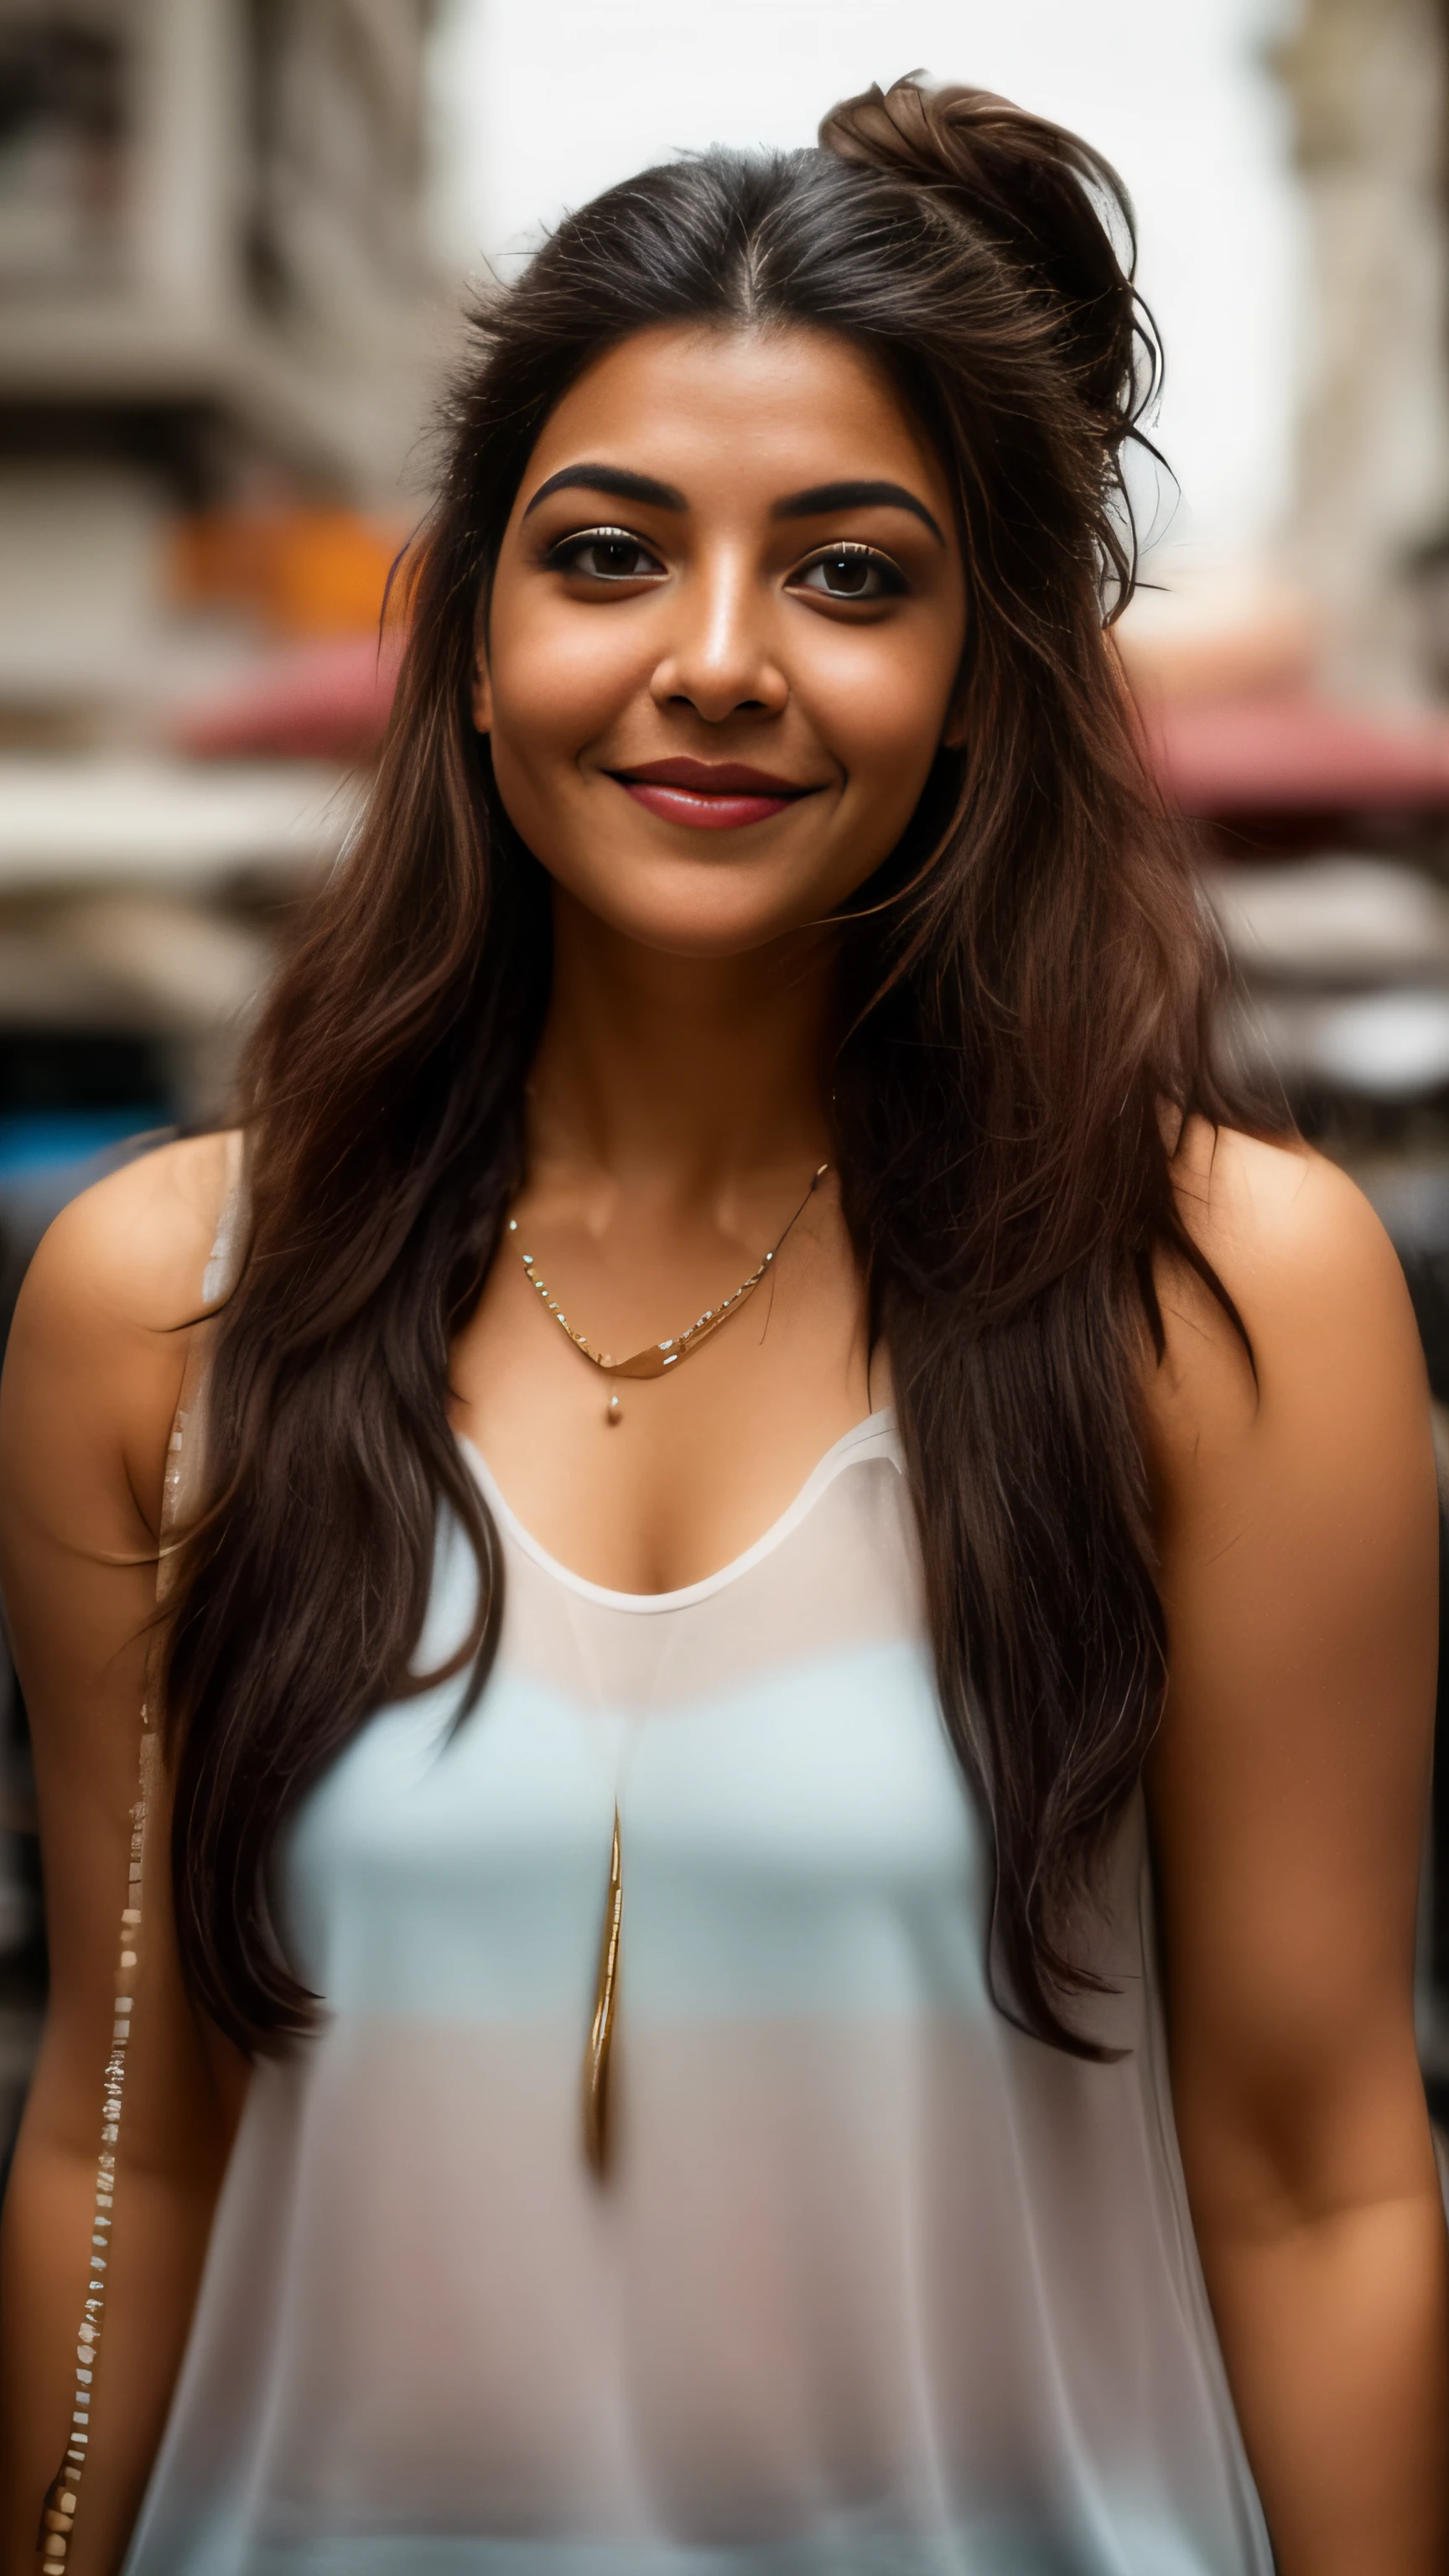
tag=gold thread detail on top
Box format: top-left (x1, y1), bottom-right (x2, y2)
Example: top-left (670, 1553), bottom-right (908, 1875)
top-left (34, 1410), bottom-right (180, 2567)
top-left (34, 1753), bottom-right (150, 2565)
top-left (583, 1805), bottom-right (624, 2177)
top-left (35, 1142), bottom-right (242, 2571)
top-left (509, 1163), bottom-right (828, 1426)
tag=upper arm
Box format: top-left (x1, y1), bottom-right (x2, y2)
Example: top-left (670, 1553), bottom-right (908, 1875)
top-left (1145, 1126), bottom-right (1439, 2216)
top-left (0, 1133), bottom-right (243, 2160)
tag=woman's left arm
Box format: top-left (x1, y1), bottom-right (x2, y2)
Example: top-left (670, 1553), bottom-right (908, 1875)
top-left (1148, 1127), bottom-right (1449, 2576)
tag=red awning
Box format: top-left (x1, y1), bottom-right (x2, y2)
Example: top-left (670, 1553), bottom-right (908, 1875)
top-left (174, 638), bottom-right (402, 766)
top-left (1146, 691), bottom-right (1449, 816)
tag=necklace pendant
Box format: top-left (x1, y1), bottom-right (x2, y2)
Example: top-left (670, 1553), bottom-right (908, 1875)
top-left (583, 1805), bottom-right (623, 2176)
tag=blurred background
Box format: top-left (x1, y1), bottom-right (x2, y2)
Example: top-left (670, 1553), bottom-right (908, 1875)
top-left (5, 0), bottom-right (1449, 2153)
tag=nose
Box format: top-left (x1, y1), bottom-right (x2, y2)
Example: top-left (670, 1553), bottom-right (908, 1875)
top-left (649, 551), bottom-right (788, 724)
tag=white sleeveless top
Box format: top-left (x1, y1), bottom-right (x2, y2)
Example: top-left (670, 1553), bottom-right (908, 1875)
top-left (125, 1412), bottom-right (1271, 2574)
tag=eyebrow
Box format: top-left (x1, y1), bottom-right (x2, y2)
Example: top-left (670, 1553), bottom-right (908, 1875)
top-left (772, 480), bottom-right (946, 546)
top-left (522, 463), bottom-right (687, 519)
top-left (521, 462), bottom-right (947, 547)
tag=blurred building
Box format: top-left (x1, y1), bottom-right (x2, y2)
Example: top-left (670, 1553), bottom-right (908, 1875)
top-left (1, 0), bottom-right (439, 493)
top-left (1276, 0), bottom-right (1449, 703)
top-left (0, 0), bottom-right (444, 1102)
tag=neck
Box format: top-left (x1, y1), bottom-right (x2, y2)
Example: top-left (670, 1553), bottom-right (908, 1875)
top-left (528, 888), bottom-right (836, 1192)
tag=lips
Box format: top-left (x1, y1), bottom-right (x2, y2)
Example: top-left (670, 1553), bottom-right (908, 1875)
top-left (610, 758), bottom-right (820, 833)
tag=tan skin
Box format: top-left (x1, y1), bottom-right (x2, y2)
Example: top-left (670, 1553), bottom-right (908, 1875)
top-left (0, 320), bottom-right (1444, 2573)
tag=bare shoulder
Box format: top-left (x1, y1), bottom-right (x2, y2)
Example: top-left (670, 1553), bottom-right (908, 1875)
top-left (1170, 1116), bottom-right (1402, 1308)
top-left (1149, 1115), bottom-right (1426, 1471)
top-left (17, 1129), bottom-right (238, 1342)
top-left (0, 1131), bottom-right (242, 1540)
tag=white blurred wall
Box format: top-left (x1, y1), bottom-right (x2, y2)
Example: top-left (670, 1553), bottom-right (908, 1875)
top-left (429, 0), bottom-right (1306, 579)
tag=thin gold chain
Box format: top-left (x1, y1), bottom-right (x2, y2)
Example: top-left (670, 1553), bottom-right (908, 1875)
top-left (507, 1162), bottom-right (828, 1386)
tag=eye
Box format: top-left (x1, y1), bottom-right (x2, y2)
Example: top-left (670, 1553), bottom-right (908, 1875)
top-left (547, 526), bottom-right (666, 584)
top-left (791, 543), bottom-right (907, 603)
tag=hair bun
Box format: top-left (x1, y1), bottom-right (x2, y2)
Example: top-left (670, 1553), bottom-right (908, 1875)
top-left (820, 76), bottom-right (1145, 429)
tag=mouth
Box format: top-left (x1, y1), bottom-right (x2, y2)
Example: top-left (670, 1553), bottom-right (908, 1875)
top-left (609, 757), bottom-right (823, 833)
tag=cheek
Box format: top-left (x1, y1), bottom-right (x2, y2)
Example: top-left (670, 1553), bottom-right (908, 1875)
top-left (801, 627), bottom-right (958, 828)
top-left (488, 605), bottom-right (643, 785)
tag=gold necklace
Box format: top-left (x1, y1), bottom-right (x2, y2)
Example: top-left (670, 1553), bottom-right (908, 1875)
top-left (507, 1161), bottom-right (828, 1427)
top-left (505, 1157), bottom-right (828, 2174)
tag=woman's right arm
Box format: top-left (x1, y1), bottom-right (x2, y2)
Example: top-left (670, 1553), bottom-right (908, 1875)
top-left (0, 1136), bottom-right (248, 2576)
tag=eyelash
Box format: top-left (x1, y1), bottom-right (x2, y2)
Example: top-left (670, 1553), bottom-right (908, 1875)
top-left (544, 526), bottom-right (909, 602)
top-left (792, 542), bottom-right (907, 602)
top-left (545, 527), bottom-right (663, 581)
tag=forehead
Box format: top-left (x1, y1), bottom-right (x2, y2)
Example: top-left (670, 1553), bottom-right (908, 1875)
top-left (515, 322), bottom-right (953, 520)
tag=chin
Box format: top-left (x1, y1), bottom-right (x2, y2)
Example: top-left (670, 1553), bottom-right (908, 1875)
top-left (560, 859), bottom-right (838, 959)
top-left (607, 903), bottom-right (815, 962)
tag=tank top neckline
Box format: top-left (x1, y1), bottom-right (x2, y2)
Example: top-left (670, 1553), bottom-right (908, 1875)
top-left (458, 1408), bottom-right (901, 1616)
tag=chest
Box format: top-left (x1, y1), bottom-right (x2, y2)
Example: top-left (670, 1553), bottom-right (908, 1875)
top-left (282, 1441), bottom-right (995, 2028)
top-left (449, 1182), bottom-right (880, 1595)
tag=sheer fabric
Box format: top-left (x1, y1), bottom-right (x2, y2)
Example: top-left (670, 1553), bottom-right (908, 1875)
top-left (125, 1415), bottom-right (1270, 2573)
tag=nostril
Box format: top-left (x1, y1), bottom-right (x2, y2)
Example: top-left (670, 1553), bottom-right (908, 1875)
top-left (664, 690), bottom-right (773, 716)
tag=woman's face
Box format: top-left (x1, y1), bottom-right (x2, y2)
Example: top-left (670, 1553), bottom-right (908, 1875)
top-left (475, 322), bottom-right (968, 958)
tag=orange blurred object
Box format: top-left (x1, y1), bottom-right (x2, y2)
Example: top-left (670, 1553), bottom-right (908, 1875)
top-left (170, 509), bottom-right (413, 641)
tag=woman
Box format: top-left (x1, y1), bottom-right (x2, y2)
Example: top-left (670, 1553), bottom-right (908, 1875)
top-left (0, 74), bottom-right (1444, 2576)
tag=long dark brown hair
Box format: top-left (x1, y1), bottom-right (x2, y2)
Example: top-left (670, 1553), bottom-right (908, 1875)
top-left (166, 77), bottom-right (1273, 2058)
